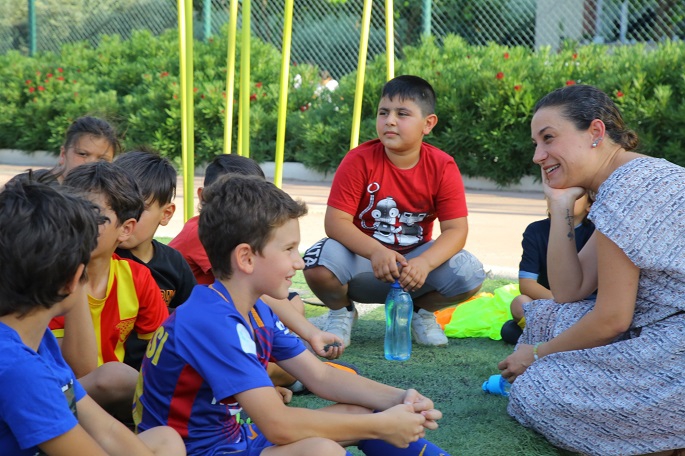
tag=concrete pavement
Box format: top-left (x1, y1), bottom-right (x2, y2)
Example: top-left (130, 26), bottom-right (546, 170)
top-left (0, 163), bottom-right (547, 279)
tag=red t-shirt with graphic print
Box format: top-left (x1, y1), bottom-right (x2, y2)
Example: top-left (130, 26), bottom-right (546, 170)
top-left (328, 139), bottom-right (467, 253)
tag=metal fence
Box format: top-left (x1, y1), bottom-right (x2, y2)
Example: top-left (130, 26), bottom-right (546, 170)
top-left (1, 0), bottom-right (683, 78)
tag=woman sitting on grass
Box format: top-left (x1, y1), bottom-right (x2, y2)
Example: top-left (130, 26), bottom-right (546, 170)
top-left (498, 84), bottom-right (685, 456)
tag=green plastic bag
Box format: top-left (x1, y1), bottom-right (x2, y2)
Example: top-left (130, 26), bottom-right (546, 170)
top-left (443, 283), bottom-right (520, 340)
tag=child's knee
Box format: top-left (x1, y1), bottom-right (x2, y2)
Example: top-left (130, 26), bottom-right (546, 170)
top-left (83, 362), bottom-right (138, 400)
top-left (510, 295), bottom-right (531, 321)
top-left (303, 265), bottom-right (339, 287)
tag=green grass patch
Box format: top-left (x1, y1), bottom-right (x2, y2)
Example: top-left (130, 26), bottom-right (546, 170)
top-left (293, 276), bottom-right (577, 455)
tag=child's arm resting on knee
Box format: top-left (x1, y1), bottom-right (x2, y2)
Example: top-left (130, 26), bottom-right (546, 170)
top-left (399, 217), bottom-right (467, 291)
top-left (74, 395), bottom-right (158, 455)
top-left (325, 206), bottom-right (407, 282)
top-left (238, 385), bottom-right (429, 448)
top-left (38, 424), bottom-right (109, 456)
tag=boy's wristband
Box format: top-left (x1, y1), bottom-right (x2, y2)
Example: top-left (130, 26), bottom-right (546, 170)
top-left (533, 342), bottom-right (542, 361)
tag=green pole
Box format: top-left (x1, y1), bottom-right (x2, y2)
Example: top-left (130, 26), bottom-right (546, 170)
top-left (350, 0), bottom-right (372, 150)
top-left (273, 0), bottom-right (294, 188)
top-left (28, 0), bottom-right (36, 56)
top-left (203, 0), bottom-right (212, 41)
top-left (422, 0), bottom-right (432, 36)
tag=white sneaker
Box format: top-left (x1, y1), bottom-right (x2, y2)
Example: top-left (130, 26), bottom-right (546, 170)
top-left (412, 309), bottom-right (448, 346)
top-left (324, 307), bottom-right (357, 348)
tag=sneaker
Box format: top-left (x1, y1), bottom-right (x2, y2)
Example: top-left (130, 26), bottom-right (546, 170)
top-left (500, 319), bottom-right (523, 345)
top-left (412, 309), bottom-right (449, 346)
top-left (324, 307), bottom-right (357, 348)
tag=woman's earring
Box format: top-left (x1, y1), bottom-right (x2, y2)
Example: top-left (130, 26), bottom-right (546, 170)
top-left (591, 137), bottom-right (602, 148)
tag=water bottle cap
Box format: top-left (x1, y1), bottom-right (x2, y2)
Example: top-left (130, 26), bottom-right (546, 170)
top-left (391, 279), bottom-right (401, 288)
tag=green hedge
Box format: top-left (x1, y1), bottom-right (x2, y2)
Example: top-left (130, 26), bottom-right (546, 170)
top-left (1, 28), bottom-right (684, 185)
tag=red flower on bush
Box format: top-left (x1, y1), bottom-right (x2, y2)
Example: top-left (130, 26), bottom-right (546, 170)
top-left (36, 71), bottom-right (41, 76)
top-left (28, 87), bottom-right (35, 93)
top-left (616, 90), bottom-right (624, 98)
top-left (250, 93), bottom-right (257, 101)
top-left (566, 80), bottom-right (576, 86)
top-left (25, 80), bottom-right (31, 85)
top-left (46, 73), bottom-right (53, 78)
top-left (57, 76), bottom-right (64, 81)
top-left (222, 91), bottom-right (226, 98)
top-left (173, 94), bottom-right (178, 99)
top-left (256, 82), bottom-right (263, 88)
top-left (193, 87), bottom-right (198, 93)
top-left (160, 71), bottom-right (169, 78)
top-left (299, 104), bottom-right (309, 112)
top-left (57, 67), bottom-right (63, 73)
top-left (503, 52), bottom-right (510, 59)
top-left (514, 84), bottom-right (522, 91)
top-left (572, 53), bottom-right (578, 60)
top-left (496, 72), bottom-right (504, 80)
top-left (38, 86), bottom-right (45, 91)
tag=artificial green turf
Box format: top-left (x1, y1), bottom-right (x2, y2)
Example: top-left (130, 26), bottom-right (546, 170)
top-left (292, 272), bottom-right (579, 456)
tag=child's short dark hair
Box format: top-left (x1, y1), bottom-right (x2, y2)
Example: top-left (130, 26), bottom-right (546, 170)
top-left (203, 154), bottom-right (265, 187)
top-left (199, 174), bottom-right (307, 280)
top-left (4, 168), bottom-right (60, 188)
top-left (63, 161), bottom-right (144, 225)
top-left (114, 149), bottom-right (176, 205)
top-left (381, 75), bottom-right (436, 116)
top-left (0, 179), bottom-right (100, 317)
top-left (64, 116), bottom-right (122, 156)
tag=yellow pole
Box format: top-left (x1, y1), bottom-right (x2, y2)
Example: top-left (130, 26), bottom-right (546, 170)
top-left (385, 0), bottom-right (394, 80)
top-left (237, 0), bottom-right (251, 157)
top-left (350, 0), bottom-right (372, 150)
top-left (178, 0), bottom-right (195, 221)
top-left (274, 0), bottom-right (294, 188)
top-left (223, 0), bottom-right (239, 155)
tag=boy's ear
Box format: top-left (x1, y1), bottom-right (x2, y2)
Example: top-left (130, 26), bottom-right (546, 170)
top-left (116, 218), bottom-right (137, 244)
top-left (160, 202), bottom-right (176, 227)
top-left (197, 187), bottom-right (204, 203)
top-left (422, 113), bottom-right (438, 135)
top-left (233, 243), bottom-right (255, 274)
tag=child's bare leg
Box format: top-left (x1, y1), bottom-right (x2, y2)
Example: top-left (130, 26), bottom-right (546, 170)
top-left (262, 437), bottom-right (348, 455)
top-left (303, 266), bottom-right (351, 311)
top-left (79, 361), bottom-right (138, 422)
top-left (510, 294), bottom-right (532, 322)
top-left (137, 426), bottom-right (186, 455)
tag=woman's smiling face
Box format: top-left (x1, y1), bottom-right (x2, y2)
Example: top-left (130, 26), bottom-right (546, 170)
top-left (531, 106), bottom-right (593, 189)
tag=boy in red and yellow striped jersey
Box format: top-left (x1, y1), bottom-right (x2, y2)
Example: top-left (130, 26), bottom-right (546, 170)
top-left (51, 161), bottom-right (168, 421)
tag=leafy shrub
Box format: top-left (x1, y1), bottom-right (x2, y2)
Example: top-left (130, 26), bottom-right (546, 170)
top-left (0, 28), bottom-right (684, 185)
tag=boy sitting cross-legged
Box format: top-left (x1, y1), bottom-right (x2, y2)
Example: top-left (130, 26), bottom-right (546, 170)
top-left (52, 161), bottom-right (169, 420)
top-left (0, 177), bottom-right (184, 455)
top-left (134, 174), bottom-right (450, 455)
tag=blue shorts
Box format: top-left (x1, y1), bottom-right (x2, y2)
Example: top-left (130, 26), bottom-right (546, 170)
top-left (303, 238), bottom-right (485, 303)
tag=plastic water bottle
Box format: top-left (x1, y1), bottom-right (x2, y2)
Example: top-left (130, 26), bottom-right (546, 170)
top-left (384, 279), bottom-right (413, 361)
top-left (482, 374), bottom-right (511, 397)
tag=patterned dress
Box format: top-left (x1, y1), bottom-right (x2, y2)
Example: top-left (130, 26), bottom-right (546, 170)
top-left (508, 157), bottom-right (685, 455)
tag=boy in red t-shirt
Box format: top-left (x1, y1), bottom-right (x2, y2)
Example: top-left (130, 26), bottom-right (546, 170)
top-left (303, 75), bottom-right (485, 348)
top-left (52, 161), bottom-right (169, 421)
